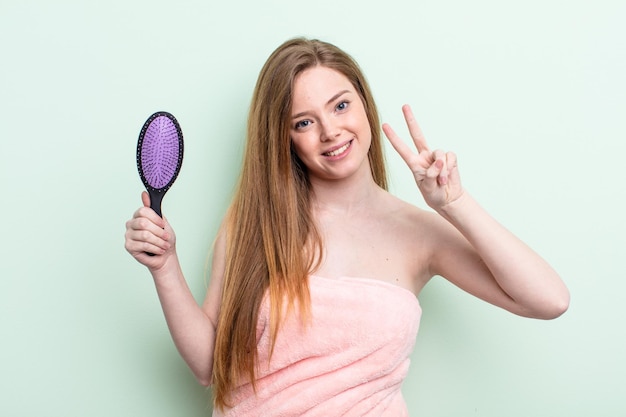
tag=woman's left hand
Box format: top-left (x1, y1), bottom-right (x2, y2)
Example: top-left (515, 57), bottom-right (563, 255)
top-left (383, 104), bottom-right (464, 210)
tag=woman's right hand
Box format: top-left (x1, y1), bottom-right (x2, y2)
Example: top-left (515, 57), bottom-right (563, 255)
top-left (125, 191), bottom-right (177, 271)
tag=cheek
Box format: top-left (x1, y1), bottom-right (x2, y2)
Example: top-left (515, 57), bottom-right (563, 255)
top-left (290, 138), bottom-right (308, 161)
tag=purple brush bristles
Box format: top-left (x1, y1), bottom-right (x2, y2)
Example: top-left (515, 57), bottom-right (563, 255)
top-left (141, 115), bottom-right (181, 189)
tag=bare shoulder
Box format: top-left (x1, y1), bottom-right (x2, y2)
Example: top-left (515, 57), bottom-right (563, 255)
top-left (374, 191), bottom-right (455, 291)
top-left (379, 191), bottom-right (448, 242)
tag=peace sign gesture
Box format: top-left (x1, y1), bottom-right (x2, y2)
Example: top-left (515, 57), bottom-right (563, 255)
top-left (382, 104), bottom-right (464, 210)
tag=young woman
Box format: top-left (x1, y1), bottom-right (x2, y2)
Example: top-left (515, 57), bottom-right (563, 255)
top-left (125, 38), bottom-right (569, 416)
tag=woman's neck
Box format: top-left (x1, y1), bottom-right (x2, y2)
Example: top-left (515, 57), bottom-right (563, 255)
top-left (309, 166), bottom-right (381, 215)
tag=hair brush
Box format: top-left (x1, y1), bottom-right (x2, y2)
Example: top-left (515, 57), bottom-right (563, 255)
top-left (136, 111), bottom-right (184, 218)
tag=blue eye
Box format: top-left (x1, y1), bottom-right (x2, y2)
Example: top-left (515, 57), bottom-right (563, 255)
top-left (295, 120), bottom-right (310, 129)
top-left (336, 101), bottom-right (349, 111)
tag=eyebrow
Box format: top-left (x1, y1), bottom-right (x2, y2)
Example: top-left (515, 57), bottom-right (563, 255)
top-left (291, 89), bottom-right (352, 119)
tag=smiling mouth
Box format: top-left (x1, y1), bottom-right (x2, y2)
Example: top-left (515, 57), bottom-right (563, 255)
top-left (323, 140), bottom-right (352, 157)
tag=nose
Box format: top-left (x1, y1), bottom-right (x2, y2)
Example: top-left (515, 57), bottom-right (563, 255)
top-left (320, 115), bottom-right (340, 142)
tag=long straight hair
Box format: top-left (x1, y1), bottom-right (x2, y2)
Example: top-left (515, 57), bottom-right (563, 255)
top-left (212, 37), bottom-right (387, 409)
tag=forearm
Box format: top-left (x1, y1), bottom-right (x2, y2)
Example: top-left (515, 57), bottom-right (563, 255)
top-left (438, 191), bottom-right (569, 318)
top-left (150, 256), bottom-right (216, 385)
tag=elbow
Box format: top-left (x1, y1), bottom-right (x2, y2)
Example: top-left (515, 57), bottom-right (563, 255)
top-left (515, 287), bottom-right (570, 320)
top-left (550, 295), bottom-right (570, 319)
top-left (540, 303), bottom-right (568, 320)
top-left (197, 377), bottom-right (212, 387)
top-left (195, 369), bottom-right (213, 387)
top-left (192, 364), bottom-right (214, 387)
top-left (537, 291), bottom-right (570, 320)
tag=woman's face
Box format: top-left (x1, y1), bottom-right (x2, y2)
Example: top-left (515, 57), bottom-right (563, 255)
top-left (289, 66), bottom-right (372, 183)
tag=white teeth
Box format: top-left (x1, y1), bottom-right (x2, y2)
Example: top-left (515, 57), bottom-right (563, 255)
top-left (325, 141), bottom-right (350, 157)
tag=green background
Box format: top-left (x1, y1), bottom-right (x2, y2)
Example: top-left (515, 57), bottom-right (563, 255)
top-left (1, 0), bottom-right (624, 415)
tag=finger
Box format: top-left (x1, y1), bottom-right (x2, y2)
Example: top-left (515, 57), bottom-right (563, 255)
top-left (125, 222), bottom-right (170, 254)
top-left (382, 122), bottom-right (421, 168)
top-left (402, 104), bottom-right (430, 154)
top-left (434, 151), bottom-right (458, 186)
top-left (125, 215), bottom-right (170, 258)
top-left (126, 235), bottom-right (168, 256)
top-left (141, 191), bottom-right (150, 208)
top-left (444, 151), bottom-right (459, 186)
top-left (434, 149), bottom-right (449, 185)
top-left (133, 204), bottom-right (166, 229)
top-left (426, 150), bottom-right (446, 181)
top-left (128, 215), bottom-right (169, 240)
top-left (446, 151), bottom-right (458, 174)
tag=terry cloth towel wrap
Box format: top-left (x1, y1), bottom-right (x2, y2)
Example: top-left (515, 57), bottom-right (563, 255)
top-left (213, 275), bottom-right (422, 417)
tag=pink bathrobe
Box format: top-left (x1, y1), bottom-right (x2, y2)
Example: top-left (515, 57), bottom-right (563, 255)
top-left (214, 275), bottom-right (422, 416)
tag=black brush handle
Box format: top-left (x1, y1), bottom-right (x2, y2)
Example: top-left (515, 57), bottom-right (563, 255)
top-left (149, 189), bottom-right (165, 218)
top-left (145, 189), bottom-right (166, 256)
